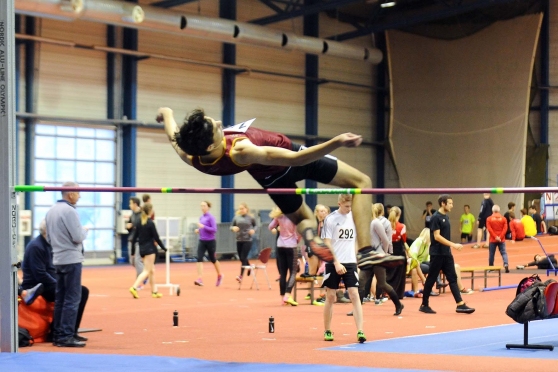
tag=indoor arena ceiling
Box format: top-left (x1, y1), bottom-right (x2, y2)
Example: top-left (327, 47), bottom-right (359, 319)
top-left (148, 0), bottom-right (544, 40)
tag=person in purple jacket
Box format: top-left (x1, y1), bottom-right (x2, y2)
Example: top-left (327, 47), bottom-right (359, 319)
top-left (194, 201), bottom-right (223, 286)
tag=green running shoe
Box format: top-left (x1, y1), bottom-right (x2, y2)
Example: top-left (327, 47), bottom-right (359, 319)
top-left (324, 330), bottom-right (334, 341)
top-left (357, 330), bottom-right (366, 343)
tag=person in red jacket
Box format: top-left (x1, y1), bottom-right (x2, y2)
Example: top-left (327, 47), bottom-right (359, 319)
top-left (508, 211), bottom-right (525, 242)
top-left (486, 205), bottom-right (509, 273)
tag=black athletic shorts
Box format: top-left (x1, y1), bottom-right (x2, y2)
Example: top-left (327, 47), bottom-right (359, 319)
top-left (253, 143), bottom-right (338, 215)
top-left (478, 219), bottom-right (486, 229)
top-left (460, 233), bottom-right (472, 242)
top-left (322, 263), bottom-right (359, 289)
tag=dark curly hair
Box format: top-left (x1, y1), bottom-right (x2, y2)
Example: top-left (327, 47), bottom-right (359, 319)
top-left (174, 108), bottom-right (215, 156)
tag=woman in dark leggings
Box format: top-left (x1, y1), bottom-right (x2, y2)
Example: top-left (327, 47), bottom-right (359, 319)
top-left (359, 203), bottom-right (403, 316)
top-left (129, 203), bottom-right (166, 299)
top-left (387, 206), bottom-right (408, 300)
top-left (269, 207), bottom-right (299, 306)
top-left (231, 202), bottom-right (257, 283)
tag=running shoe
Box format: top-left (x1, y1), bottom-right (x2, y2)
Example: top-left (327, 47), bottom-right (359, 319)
top-left (419, 305), bottom-right (436, 314)
top-left (129, 287), bottom-right (139, 299)
top-left (284, 297), bottom-right (298, 306)
top-left (305, 294), bottom-right (311, 300)
top-left (516, 265), bottom-right (525, 270)
top-left (194, 279), bottom-right (204, 286)
top-left (460, 288), bottom-right (474, 295)
top-left (216, 274), bottom-right (223, 287)
top-left (151, 292), bottom-right (163, 298)
top-left (357, 330), bottom-right (366, 343)
top-left (22, 283), bottom-right (44, 306)
top-left (456, 303), bottom-right (475, 314)
top-left (236, 275), bottom-right (243, 283)
top-left (312, 300), bottom-right (324, 306)
top-left (324, 330), bottom-right (334, 341)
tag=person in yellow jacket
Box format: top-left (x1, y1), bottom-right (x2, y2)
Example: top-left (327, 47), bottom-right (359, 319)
top-left (520, 208), bottom-right (537, 237)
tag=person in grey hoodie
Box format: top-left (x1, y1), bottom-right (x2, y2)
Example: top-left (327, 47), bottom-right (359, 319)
top-left (45, 181), bottom-right (88, 348)
top-left (231, 202), bottom-right (257, 283)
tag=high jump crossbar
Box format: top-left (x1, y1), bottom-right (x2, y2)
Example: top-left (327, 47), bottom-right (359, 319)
top-left (12, 186), bottom-right (558, 195)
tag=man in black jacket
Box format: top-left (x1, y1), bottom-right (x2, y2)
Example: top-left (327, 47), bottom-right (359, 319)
top-left (127, 197), bottom-right (143, 280)
top-left (517, 254), bottom-right (557, 270)
top-left (21, 220), bottom-right (89, 342)
top-left (473, 193), bottom-right (494, 249)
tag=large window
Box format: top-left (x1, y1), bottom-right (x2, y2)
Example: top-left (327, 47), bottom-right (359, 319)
top-left (33, 124), bottom-right (116, 252)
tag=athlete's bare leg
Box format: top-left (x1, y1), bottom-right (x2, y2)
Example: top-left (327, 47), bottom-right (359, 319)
top-left (327, 160), bottom-right (372, 251)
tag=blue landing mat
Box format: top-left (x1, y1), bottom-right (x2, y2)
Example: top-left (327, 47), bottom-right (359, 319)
top-left (0, 352), bottom-right (438, 372)
top-left (324, 318), bottom-right (558, 359)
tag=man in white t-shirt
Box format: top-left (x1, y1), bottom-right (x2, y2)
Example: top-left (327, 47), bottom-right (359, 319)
top-left (321, 194), bottom-right (366, 343)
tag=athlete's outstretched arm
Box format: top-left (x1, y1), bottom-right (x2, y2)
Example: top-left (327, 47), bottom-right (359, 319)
top-left (231, 133), bottom-right (362, 167)
top-left (157, 107), bottom-right (192, 166)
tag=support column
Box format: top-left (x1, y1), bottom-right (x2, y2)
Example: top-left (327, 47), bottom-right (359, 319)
top-left (0, 0), bottom-right (20, 352)
top-left (120, 21), bottom-right (138, 261)
top-left (108, 24), bottom-right (125, 260)
top-left (304, 0), bottom-right (318, 210)
top-left (23, 16), bottom-right (36, 247)
top-left (375, 32), bottom-right (387, 204)
top-left (15, 15), bottom-right (20, 170)
top-left (220, 0), bottom-right (236, 222)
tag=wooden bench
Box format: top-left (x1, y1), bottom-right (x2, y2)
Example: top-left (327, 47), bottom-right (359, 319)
top-left (441, 266), bottom-right (502, 291)
top-left (294, 276), bottom-right (320, 302)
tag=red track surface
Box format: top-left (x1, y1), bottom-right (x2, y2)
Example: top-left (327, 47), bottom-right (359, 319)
top-left (21, 236), bottom-right (558, 371)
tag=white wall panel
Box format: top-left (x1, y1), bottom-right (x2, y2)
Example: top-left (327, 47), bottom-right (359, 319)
top-left (318, 85), bottom-right (373, 139)
top-left (37, 19), bottom-right (106, 118)
top-left (136, 29), bottom-right (223, 223)
top-left (137, 29), bottom-right (222, 123)
top-left (235, 5), bottom-right (306, 136)
top-left (235, 75), bottom-right (306, 135)
top-left (136, 128), bottom-right (222, 222)
top-left (136, 58), bottom-right (222, 122)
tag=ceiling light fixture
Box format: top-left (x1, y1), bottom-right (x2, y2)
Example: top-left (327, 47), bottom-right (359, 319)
top-left (380, 1), bottom-right (396, 8)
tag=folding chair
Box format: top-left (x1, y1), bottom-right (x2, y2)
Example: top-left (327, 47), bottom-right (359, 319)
top-left (239, 247), bottom-right (272, 290)
top-left (544, 282), bottom-right (558, 316)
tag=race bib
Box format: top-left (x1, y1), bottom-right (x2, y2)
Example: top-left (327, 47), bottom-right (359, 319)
top-left (223, 118), bottom-right (256, 133)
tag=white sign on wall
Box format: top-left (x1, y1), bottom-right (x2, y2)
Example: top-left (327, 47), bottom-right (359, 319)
top-left (542, 192), bottom-right (558, 221)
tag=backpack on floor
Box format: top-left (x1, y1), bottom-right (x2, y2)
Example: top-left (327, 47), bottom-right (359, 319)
top-left (548, 225), bottom-right (558, 235)
top-left (516, 274), bottom-right (542, 296)
top-left (18, 327), bottom-right (34, 347)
